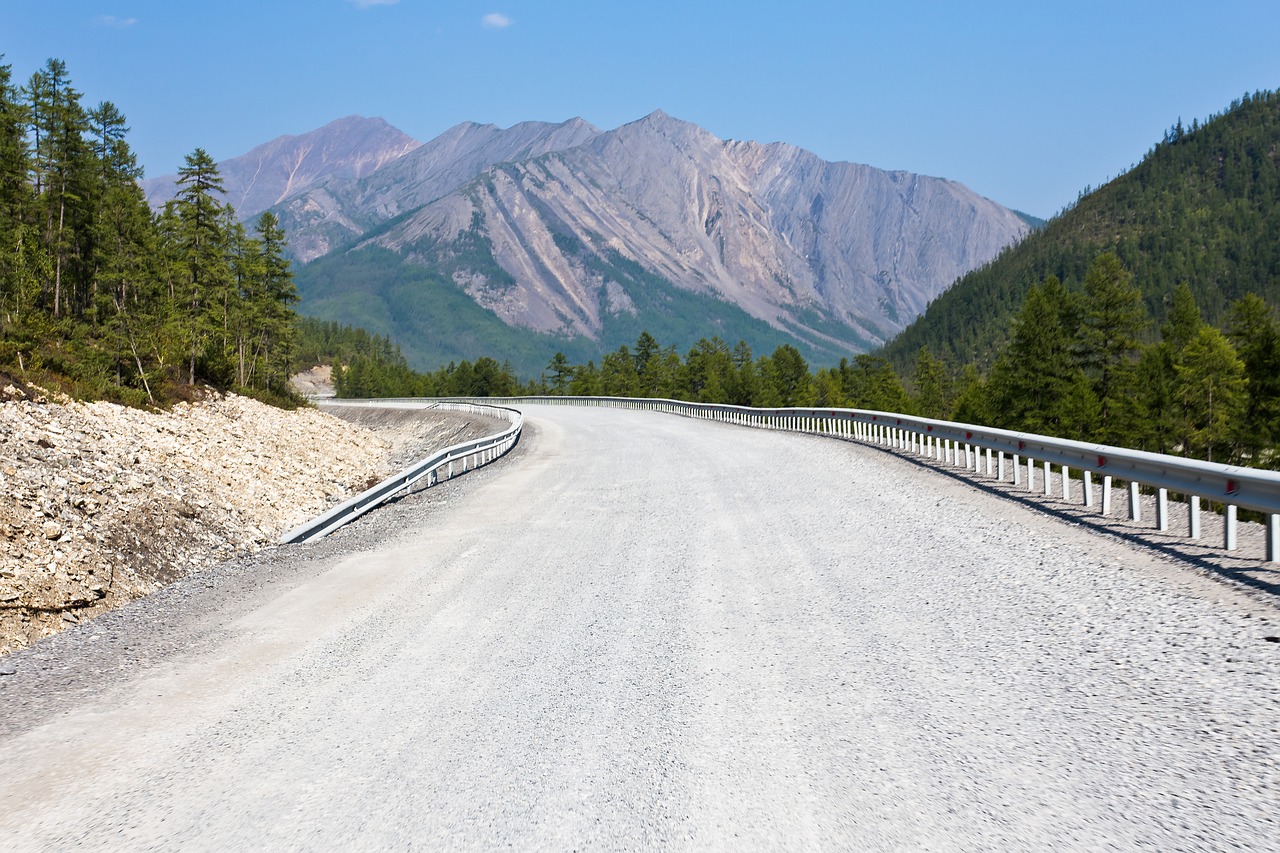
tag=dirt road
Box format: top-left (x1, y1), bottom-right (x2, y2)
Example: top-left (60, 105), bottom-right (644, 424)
top-left (1, 404), bottom-right (1277, 850)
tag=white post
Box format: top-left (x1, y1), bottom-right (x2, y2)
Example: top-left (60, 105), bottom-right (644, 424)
top-left (998, 451), bottom-right (1006, 481)
top-left (1129, 481), bottom-right (1141, 522)
top-left (1027, 457), bottom-right (1035, 491)
top-left (1156, 488), bottom-right (1169, 532)
top-left (1268, 514), bottom-right (1279, 563)
top-left (1189, 496), bottom-right (1201, 539)
top-left (1062, 467), bottom-right (1071, 502)
top-left (1225, 505), bottom-right (1238, 551)
top-left (986, 447), bottom-right (993, 476)
top-left (1083, 471), bottom-right (1093, 507)
top-left (1043, 460), bottom-right (1052, 496)
top-left (1102, 476), bottom-right (1112, 515)
top-left (1013, 454), bottom-right (1021, 486)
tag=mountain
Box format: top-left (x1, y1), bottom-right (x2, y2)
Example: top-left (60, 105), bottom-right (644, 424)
top-left (296, 111), bottom-right (1028, 371)
top-left (144, 111), bottom-right (1031, 374)
top-left (880, 90), bottom-right (1280, 372)
top-left (139, 115), bottom-right (422, 220)
top-left (274, 117), bottom-right (602, 262)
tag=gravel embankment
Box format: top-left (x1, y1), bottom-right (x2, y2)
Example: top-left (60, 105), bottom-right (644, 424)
top-left (0, 404), bottom-right (1276, 850)
top-left (0, 392), bottom-right (499, 654)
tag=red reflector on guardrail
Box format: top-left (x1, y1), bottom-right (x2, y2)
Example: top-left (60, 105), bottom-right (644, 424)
top-left (1227, 479), bottom-right (1239, 495)
top-left (1097, 455), bottom-right (1107, 469)
top-left (965, 431), bottom-right (973, 440)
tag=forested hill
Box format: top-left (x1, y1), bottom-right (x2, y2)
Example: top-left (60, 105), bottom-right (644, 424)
top-left (881, 89), bottom-right (1280, 372)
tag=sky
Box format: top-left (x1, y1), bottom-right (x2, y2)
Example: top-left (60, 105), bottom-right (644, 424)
top-left (4, 0), bottom-right (1279, 218)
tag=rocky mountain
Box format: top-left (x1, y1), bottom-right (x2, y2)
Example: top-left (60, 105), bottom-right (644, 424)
top-left (140, 115), bottom-right (422, 221)
top-left (275, 117), bottom-right (602, 262)
top-left (340, 111), bottom-right (1028, 357)
top-left (144, 110), bottom-right (1031, 370)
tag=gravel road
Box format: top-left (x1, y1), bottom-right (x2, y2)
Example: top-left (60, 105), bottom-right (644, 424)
top-left (1, 404), bottom-right (1278, 851)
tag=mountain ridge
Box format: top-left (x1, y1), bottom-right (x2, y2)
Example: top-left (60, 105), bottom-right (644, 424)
top-left (141, 110), bottom-right (1031, 372)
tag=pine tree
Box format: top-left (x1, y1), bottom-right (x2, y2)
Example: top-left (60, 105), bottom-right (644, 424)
top-left (173, 148), bottom-right (230, 385)
top-left (1174, 326), bottom-right (1247, 462)
top-left (987, 276), bottom-right (1096, 438)
top-left (910, 346), bottom-right (949, 418)
top-left (1079, 253), bottom-right (1147, 443)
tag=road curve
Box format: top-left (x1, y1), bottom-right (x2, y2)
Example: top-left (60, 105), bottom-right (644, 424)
top-left (1, 404), bottom-right (1277, 850)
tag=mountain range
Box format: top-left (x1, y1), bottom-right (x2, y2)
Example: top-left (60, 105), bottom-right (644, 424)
top-left (143, 112), bottom-right (1032, 372)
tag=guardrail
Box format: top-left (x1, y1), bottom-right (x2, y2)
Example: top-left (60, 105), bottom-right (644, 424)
top-left (279, 401), bottom-right (522, 544)
top-left (430, 394), bottom-right (1280, 563)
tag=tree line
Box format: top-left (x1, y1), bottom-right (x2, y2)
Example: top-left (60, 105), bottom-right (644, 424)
top-left (0, 57), bottom-right (299, 406)
top-left (339, 251), bottom-right (1276, 471)
top-left (947, 252), bottom-right (1278, 467)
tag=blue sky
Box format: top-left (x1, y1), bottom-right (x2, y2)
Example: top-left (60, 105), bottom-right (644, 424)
top-left (4, 0), bottom-right (1279, 218)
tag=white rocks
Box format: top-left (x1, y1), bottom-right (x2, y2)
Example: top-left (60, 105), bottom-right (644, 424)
top-left (0, 393), bottom-right (394, 654)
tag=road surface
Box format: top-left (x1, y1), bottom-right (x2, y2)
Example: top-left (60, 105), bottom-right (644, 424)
top-left (1, 404), bottom-right (1277, 850)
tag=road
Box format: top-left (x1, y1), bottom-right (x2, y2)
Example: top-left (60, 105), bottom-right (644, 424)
top-left (1, 404), bottom-right (1278, 850)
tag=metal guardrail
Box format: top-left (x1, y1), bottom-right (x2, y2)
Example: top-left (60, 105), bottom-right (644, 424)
top-left (279, 401), bottom-right (522, 544)
top-left (432, 394), bottom-right (1280, 563)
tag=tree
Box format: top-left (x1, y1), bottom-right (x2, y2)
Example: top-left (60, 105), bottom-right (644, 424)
top-left (1079, 252), bottom-right (1147, 443)
top-left (910, 346), bottom-right (949, 418)
top-left (547, 351), bottom-right (572, 394)
top-left (839, 354), bottom-right (911, 412)
top-left (1226, 294), bottom-right (1280, 463)
top-left (173, 148), bottom-right (231, 385)
top-left (987, 275), bottom-right (1095, 439)
top-left (759, 344), bottom-right (814, 407)
top-left (1174, 326), bottom-right (1246, 462)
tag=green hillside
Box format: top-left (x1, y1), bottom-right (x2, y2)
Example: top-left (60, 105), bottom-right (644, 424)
top-left (294, 244), bottom-right (854, 377)
top-left (882, 89), bottom-right (1280, 372)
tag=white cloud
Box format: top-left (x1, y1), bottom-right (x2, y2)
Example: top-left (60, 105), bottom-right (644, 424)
top-left (348, 0), bottom-right (399, 8)
top-left (94, 15), bottom-right (138, 28)
top-left (481, 12), bottom-right (512, 29)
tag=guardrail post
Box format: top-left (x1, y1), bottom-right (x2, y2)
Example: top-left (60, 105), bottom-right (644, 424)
top-left (1026, 457), bottom-right (1035, 491)
top-left (1156, 488), bottom-right (1169, 532)
top-left (986, 447), bottom-right (994, 476)
top-left (1102, 475), bottom-right (1112, 515)
top-left (1083, 470), bottom-right (1093, 507)
top-left (1225, 505), bottom-right (1238, 551)
top-left (1062, 466), bottom-right (1071, 502)
top-left (1268, 515), bottom-right (1279, 562)
top-left (1129, 481), bottom-right (1142, 522)
top-left (999, 451), bottom-right (1006, 481)
top-left (1013, 454), bottom-right (1021, 485)
top-left (1189, 496), bottom-right (1201, 539)
top-left (1043, 460), bottom-right (1052, 496)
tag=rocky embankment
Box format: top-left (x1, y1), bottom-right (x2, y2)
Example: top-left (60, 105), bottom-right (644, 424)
top-left (0, 389), bottom-right (421, 654)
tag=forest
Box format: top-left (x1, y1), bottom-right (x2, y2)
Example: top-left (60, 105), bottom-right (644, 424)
top-left (883, 89), bottom-right (1280, 373)
top-left (0, 57), bottom-right (300, 406)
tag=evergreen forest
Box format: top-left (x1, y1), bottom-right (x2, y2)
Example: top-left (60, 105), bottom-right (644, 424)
top-left (0, 57), bottom-right (300, 406)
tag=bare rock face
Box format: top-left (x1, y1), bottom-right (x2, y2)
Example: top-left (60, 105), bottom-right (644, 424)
top-left (139, 116), bottom-right (422, 221)
top-left (364, 111), bottom-right (1029, 348)
top-left (274, 117), bottom-right (602, 262)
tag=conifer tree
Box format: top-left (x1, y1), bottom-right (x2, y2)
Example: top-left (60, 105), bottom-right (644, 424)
top-left (173, 148), bottom-right (231, 385)
top-left (1079, 253), bottom-right (1147, 443)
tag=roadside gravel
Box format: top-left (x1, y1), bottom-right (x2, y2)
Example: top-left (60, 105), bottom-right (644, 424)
top-left (0, 404), bottom-right (1277, 850)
